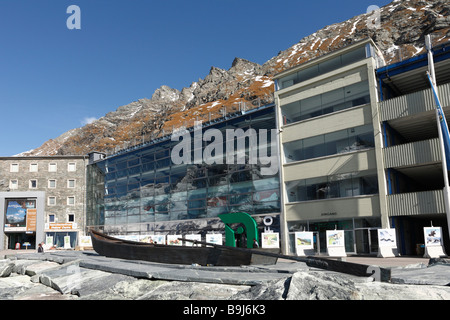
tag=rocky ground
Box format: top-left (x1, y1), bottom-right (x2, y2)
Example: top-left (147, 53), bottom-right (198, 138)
top-left (0, 251), bottom-right (450, 301)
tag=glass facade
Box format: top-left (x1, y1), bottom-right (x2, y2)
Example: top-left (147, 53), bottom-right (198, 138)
top-left (285, 170), bottom-right (378, 203)
top-left (276, 43), bottom-right (384, 91)
top-left (281, 80), bottom-right (370, 125)
top-left (284, 124), bottom-right (374, 163)
top-left (86, 105), bottom-right (281, 233)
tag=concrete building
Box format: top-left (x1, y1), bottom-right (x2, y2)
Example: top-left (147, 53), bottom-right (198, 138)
top-left (274, 38), bottom-right (450, 256)
top-left (377, 40), bottom-right (450, 255)
top-left (0, 156), bottom-right (88, 250)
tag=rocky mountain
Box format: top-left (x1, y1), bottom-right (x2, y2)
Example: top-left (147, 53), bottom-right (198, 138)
top-left (19, 0), bottom-right (450, 157)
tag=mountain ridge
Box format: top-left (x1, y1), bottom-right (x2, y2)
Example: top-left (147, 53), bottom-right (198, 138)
top-left (18, 0), bottom-right (450, 157)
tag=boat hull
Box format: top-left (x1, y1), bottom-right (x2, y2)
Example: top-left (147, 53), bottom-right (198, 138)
top-left (90, 230), bottom-right (253, 266)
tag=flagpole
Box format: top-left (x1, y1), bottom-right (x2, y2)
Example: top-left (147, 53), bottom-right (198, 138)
top-left (426, 34), bottom-right (450, 241)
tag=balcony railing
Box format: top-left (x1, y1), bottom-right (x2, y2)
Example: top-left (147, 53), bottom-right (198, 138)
top-left (387, 190), bottom-right (445, 217)
top-left (380, 82), bottom-right (450, 122)
top-left (383, 138), bottom-right (441, 168)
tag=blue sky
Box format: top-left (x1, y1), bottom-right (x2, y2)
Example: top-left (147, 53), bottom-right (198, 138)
top-left (0, 0), bottom-right (392, 156)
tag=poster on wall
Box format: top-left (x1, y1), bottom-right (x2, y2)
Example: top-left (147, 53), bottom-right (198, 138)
top-left (377, 229), bottom-right (397, 247)
top-left (424, 227), bottom-right (442, 247)
top-left (326, 230), bottom-right (345, 247)
top-left (261, 232), bottom-right (280, 248)
top-left (4, 199), bottom-right (36, 232)
top-left (295, 232), bottom-right (314, 249)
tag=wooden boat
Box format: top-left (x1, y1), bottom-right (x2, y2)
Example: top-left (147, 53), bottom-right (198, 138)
top-left (90, 229), bottom-right (392, 281)
top-left (89, 229), bottom-right (277, 266)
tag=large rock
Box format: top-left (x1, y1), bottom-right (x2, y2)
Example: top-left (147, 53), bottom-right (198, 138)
top-left (230, 277), bottom-right (291, 300)
top-left (286, 271), bottom-right (362, 300)
top-left (0, 274), bottom-right (76, 300)
top-left (356, 281), bottom-right (450, 300)
top-left (81, 279), bottom-right (168, 300)
top-left (137, 281), bottom-right (251, 300)
top-left (0, 259), bottom-right (15, 277)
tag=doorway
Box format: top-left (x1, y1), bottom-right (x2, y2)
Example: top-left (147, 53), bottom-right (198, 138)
top-left (7, 232), bottom-right (36, 250)
top-left (355, 228), bottom-right (378, 255)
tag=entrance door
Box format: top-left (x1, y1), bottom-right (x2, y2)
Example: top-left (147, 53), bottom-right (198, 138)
top-left (7, 233), bottom-right (36, 250)
top-left (355, 228), bottom-right (378, 255)
top-left (312, 231), bottom-right (320, 255)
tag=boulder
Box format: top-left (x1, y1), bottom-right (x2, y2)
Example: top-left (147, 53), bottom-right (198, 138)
top-left (356, 281), bottom-right (450, 300)
top-left (286, 271), bottom-right (362, 300)
top-left (0, 260), bottom-right (15, 277)
top-left (137, 281), bottom-right (252, 300)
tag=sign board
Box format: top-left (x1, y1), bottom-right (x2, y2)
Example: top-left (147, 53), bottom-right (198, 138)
top-left (64, 236), bottom-right (71, 249)
top-left (46, 223), bottom-right (77, 231)
top-left (377, 228), bottom-right (399, 258)
top-left (26, 209), bottom-right (37, 232)
top-left (295, 232), bottom-right (315, 256)
top-left (261, 232), bottom-right (280, 249)
top-left (147, 234), bottom-right (166, 245)
top-left (423, 226), bottom-right (446, 258)
top-left (378, 228), bottom-right (397, 247)
top-left (326, 230), bottom-right (346, 257)
top-left (185, 234), bottom-right (202, 247)
top-left (424, 227), bottom-right (443, 247)
top-left (79, 236), bottom-right (92, 247)
top-left (167, 235), bottom-right (182, 246)
top-left (206, 233), bottom-right (223, 246)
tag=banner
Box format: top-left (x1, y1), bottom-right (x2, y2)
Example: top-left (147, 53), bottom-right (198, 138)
top-left (4, 199), bottom-right (36, 232)
top-left (26, 209), bottom-right (37, 232)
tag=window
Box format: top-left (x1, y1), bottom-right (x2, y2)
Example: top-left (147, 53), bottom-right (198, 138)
top-left (67, 179), bottom-right (76, 188)
top-left (48, 163), bottom-right (57, 172)
top-left (48, 197), bottom-right (56, 206)
top-left (68, 214), bottom-right (75, 223)
top-left (68, 162), bottom-right (76, 172)
top-left (67, 197), bottom-right (75, 205)
top-left (9, 179), bottom-right (18, 189)
top-left (285, 170), bottom-right (378, 203)
top-left (10, 163), bottom-right (19, 172)
top-left (277, 46), bottom-right (367, 90)
top-left (29, 180), bottom-right (38, 189)
top-left (30, 163), bottom-right (38, 172)
top-left (284, 124), bottom-right (374, 163)
top-left (49, 214), bottom-right (55, 223)
top-left (48, 180), bottom-right (56, 188)
top-left (281, 80), bottom-right (370, 125)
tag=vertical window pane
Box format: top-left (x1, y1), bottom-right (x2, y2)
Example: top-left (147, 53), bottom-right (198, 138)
top-left (303, 136), bottom-right (326, 159)
top-left (325, 130), bottom-right (349, 155)
top-left (300, 95), bottom-right (322, 120)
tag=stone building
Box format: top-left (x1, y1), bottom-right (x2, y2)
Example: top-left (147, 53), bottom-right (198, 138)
top-left (0, 156), bottom-right (88, 250)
